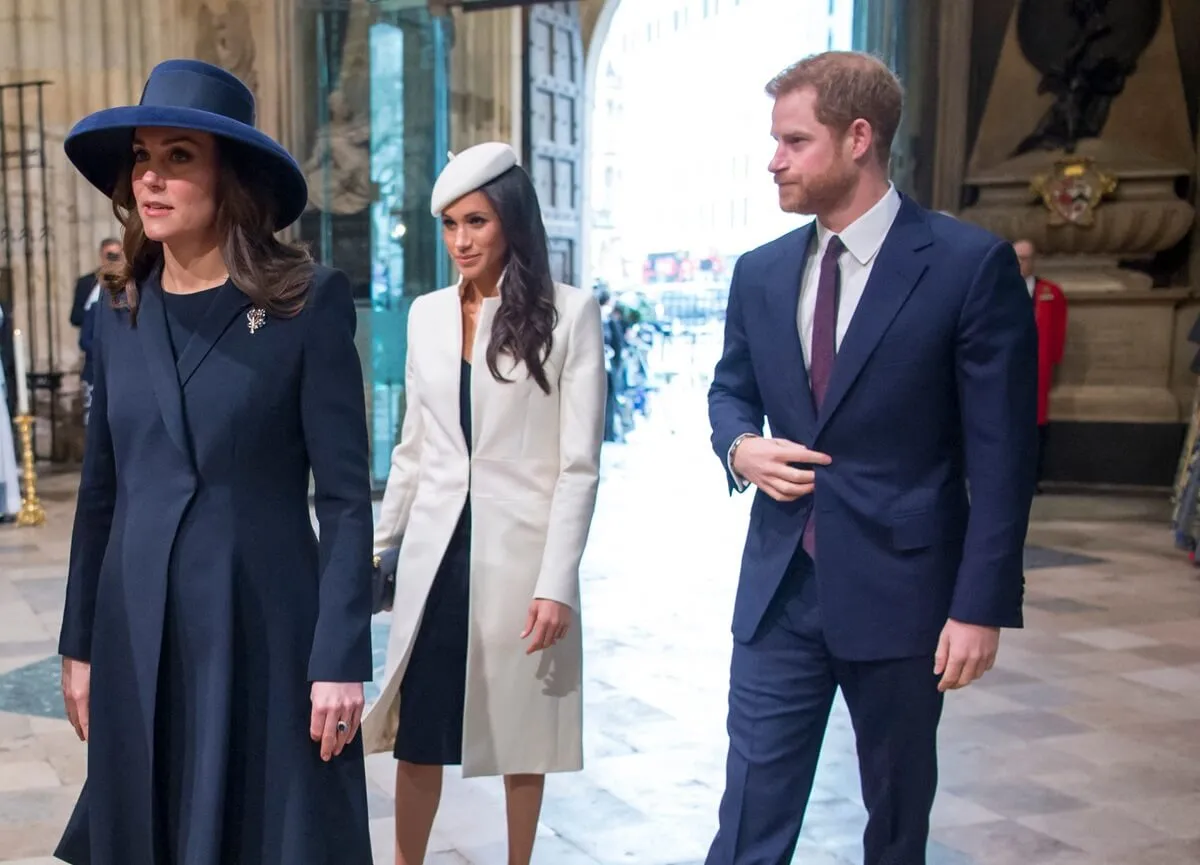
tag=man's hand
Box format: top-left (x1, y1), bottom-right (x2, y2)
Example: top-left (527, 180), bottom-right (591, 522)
top-left (61, 657), bottom-right (91, 742)
top-left (521, 599), bottom-right (571, 655)
top-left (310, 681), bottom-right (364, 761)
top-left (732, 436), bottom-right (832, 502)
top-left (934, 619), bottom-right (1000, 692)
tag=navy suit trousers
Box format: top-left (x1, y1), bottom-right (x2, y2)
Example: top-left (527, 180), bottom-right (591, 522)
top-left (706, 557), bottom-right (945, 865)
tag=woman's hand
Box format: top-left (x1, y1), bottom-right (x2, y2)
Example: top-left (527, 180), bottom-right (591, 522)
top-left (61, 657), bottom-right (91, 742)
top-left (521, 599), bottom-right (572, 655)
top-left (310, 681), bottom-right (364, 761)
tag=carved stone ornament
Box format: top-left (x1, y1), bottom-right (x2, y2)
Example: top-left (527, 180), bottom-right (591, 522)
top-left (196, 1), bottom-right (259, 97)
top-left (1030, 157), bottom-right (1118, 227)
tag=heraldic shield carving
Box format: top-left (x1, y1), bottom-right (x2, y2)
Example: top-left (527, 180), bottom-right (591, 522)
top-left (1030, 157), bottom-right (1118, 227)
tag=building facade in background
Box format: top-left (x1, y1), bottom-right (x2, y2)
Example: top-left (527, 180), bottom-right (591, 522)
top-left (588, 0), bottom-right (855, 289)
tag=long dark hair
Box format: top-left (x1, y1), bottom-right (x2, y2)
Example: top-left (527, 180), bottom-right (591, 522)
top-left (479, 166), bottom-right (559, 395)
top-left (108, 138), bottom-right (312, 322)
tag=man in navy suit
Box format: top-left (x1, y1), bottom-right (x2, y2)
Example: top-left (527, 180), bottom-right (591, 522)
top-left (705, 51), bottom-right (1037, 864)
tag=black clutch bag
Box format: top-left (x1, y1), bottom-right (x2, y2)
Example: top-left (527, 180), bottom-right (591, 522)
top-left (372, 545), bottom-right (401, 614)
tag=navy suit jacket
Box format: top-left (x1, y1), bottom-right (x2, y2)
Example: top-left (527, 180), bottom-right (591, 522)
top-left (708, 196), bottom-right (1038, 660)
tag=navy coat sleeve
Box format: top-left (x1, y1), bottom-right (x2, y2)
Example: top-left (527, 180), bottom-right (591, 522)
top-left (951, 240), bottom-right (1038, 628)
top-left (300, 270), bottom-right (375, 683)
top-left (708, 256), bottom-right (765, 492)
top-left (60, 297), bottom-right (116, 662)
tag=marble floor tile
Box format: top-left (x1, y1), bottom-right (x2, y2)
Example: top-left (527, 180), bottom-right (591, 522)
top-left (1060, 627), bottom-right (1160, 651)
top-left (1016, 806), bottom-right (1170, 856)
top-left (1121, 665), bottom-right (1200, 695)
top-left (945, 780), bottom-right (1088, 820)
top-left (932, 820), bottom-right (1082, 865)
top-left (0, 761), bottom-right (59, 793)
top-left (1110, 792), bottom-right (1200, 841)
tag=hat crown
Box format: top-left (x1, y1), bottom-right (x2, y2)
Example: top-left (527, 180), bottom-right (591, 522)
top-left (139, 59), bottom-right (256, 127)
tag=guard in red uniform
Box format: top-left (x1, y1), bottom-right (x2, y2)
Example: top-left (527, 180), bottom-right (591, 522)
top-left (1014, 239), bottom-right (1067, 488)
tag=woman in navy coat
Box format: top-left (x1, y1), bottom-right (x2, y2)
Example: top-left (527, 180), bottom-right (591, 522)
top-left (54, 59), bottom-right (375, 865)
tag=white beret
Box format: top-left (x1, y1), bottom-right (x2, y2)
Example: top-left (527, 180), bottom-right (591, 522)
top-left (430, 141), bottom-right (519, 216)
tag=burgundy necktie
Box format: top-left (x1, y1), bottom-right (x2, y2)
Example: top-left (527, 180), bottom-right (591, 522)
top-left (802, 234), bottom-right (843, 559)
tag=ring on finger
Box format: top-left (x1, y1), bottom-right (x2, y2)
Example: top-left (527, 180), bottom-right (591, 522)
top-left (336, 720), bottom-right (348, 734)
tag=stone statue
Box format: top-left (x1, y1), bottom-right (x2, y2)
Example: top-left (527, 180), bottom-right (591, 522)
top-left (302, 90), bottom-right (372, 215)
top-left (196, 1), bottom-right (259, 97)
top-left (1012, 0), bottom-right (1161, 156)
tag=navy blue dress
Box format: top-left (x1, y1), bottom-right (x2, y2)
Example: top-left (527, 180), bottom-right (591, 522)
top-left (56, 267), bottom-right (375, 865)
top-left (394, 358), bottom-right (472, 765)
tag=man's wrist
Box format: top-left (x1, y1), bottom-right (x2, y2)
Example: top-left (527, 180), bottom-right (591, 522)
top-left (727, 432), bottom-right (758, 491)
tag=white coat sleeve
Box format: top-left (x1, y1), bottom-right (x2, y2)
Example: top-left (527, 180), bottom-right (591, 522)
top-left (533, 293), bottom-right (606, 611)
top-left (373, 300), bottom-right (425, 553)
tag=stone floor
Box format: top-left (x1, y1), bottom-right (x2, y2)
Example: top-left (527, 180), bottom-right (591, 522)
top-left (2, 388), bottom-right (1200, 864)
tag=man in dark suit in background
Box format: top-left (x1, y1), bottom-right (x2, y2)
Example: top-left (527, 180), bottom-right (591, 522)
top-left (705, 51), bottom-right (1037, 865)
top-left (71, 239), bottom-right (122, 426)
top-left (69, 238), bottom-right (122, 330)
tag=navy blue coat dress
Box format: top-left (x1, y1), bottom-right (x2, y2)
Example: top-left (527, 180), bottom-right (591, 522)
top-left (55, 264), bottom-right (375, 865)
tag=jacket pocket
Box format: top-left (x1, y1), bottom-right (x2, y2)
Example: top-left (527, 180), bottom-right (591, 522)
top-left (891, 509), bottom-right (934, 552)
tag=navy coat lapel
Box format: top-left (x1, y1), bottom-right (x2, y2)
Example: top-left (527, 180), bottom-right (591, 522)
top-left (814, 197), bottom-right (933, 438)
top-left (764, 223), bottom-right (817, 428)
top-left (136, 274), bottom-right (192, 465)
top-left (177, 281), bottom-right (252, 387)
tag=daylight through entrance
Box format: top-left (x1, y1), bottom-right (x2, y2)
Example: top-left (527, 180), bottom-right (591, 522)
top-left (585, 0), bottom-right (855, 442)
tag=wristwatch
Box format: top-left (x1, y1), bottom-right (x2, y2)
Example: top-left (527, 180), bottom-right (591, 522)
top-left (728, 432), bottom-right (758, 490)
top-left (729, 431), bottom-right (757, 465)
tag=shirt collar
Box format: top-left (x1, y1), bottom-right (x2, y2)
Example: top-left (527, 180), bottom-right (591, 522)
top-left (814, 183), bottom-right (902, 266)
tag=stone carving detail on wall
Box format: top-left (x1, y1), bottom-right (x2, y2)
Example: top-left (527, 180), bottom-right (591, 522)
top-left (196, 1), bottom-right (259, 96)
top-left (963, 0), bottom-right (1194, 275)
top-left (962, 0), bottom-right (1195, 430)
top-left (300, 0), bottom-right (372, 216)
top-left (1013, 0), bottom-right (1162, 156)
top-left (303, 90), bottom-right (372, 215)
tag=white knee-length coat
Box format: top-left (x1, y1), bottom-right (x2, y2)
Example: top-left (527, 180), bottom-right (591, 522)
top-left (360, 279), bottom-right (605, 777)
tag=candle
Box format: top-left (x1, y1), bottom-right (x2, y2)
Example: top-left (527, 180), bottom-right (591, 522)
top-left (12, 328), bottom-right (29, 417)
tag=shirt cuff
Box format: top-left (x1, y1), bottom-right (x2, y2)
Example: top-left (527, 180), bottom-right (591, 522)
top-left (727, 433), bottom-right (757, 493)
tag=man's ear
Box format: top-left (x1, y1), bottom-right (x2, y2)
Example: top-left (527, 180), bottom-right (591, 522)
top-left (847, 118), bottom-right (875, 163)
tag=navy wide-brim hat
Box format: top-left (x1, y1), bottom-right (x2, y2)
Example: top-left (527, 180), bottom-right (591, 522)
top-left (64, 59), bottom-right (308, 231)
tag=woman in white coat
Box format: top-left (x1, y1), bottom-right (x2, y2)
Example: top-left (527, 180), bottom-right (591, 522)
top-left (360, 141), bottom-right (606, 865)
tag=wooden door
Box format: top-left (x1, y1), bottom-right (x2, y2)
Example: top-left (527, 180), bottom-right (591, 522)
top-left (523, 1), bottom-right (584, 286)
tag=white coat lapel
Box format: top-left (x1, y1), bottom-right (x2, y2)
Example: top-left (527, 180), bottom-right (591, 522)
top-left (472, 296), bottom-right (506, 455)
top-left (427, 287), bottom-right (470, 457)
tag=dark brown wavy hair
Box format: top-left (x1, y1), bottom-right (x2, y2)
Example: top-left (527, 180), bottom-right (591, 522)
top-left (107, 138), bottom-right (312, 322)
top-left (478, 166), bottom-right (558, 395)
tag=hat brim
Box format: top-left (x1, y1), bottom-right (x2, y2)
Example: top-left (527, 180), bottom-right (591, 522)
top-left (64, 106), bottom-right (309, 231)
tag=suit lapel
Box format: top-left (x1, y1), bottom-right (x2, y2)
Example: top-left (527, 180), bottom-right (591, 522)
top-left (764, 224), bottom-right (818, 428)
top-left (136, 274), bottom-right (192, 465)
top-left (814, 198), bottom-right (932, 439)
top-left (176, 281), bottom-right (252, 388)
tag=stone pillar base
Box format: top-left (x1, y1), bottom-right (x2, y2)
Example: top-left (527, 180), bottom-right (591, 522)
top-left (1042, 286), bottom-right (1192, 487)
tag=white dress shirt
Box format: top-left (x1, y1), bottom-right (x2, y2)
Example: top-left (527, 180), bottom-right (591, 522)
top-left (797, 184), bottom-right (902, 365)
top-left (727, 184), bottom-right (902, 489)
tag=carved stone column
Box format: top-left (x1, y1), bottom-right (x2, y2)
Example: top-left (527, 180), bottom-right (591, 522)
top-left (448, 7), bottom-right (521, 152)
top-left (930, 0), bottom-right (972, 212)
